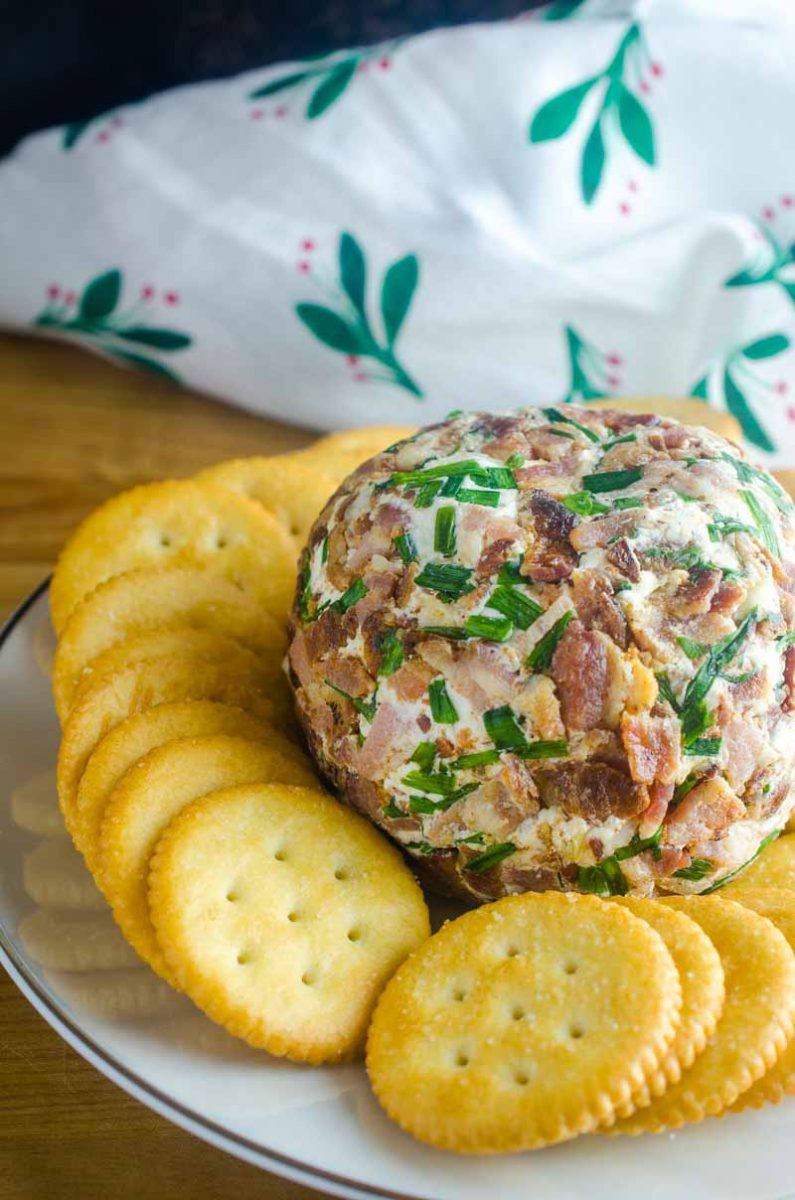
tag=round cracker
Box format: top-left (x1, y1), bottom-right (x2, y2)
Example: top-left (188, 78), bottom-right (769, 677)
top-left (613, 896), bottom-right (795, 1134)
top-left (97, 735), bottom-right (319, 983)
top-left (297, 426), bottom-right (418, 482)
top-left (56, 626), bottom-right (285, 724)
top-left (73, 700), bottom-right (307, 871)
top-left (56, 654), bottom-right (290, 832)
top-left (585, 397), bottom-right (742, 442)
top-left (52, 566), bottom-right (289, 720)
top-left (366, 892), bottom-right (682, 1153)
top-left (726, 888), bottom-right (795, 1111)
top-left (194, 457), bottom-right (338, 547)
top-left (608, 897), bottom-right (725, 1121)
top-left (48, 967), bottom-right (179, 1021)
top-left (774, 470), bottom-right (795, 503)
top-left (19, 908), bottom-right (139, 972)
top-left (49, 480), bottom-right (296, 632)
top-left (722, 833), bottom-right (795, 893)
top-left (23, 838), bottom-right (105, 911)
top-left (148, 783), bottom-right (430, 1062)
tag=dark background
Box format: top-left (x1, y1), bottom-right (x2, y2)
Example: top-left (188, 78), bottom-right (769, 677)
top-left (1, 0), bottom-right (547, 158)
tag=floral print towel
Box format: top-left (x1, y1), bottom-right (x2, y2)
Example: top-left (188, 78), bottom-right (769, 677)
top-left (0, 0), bottom-right (794, 463)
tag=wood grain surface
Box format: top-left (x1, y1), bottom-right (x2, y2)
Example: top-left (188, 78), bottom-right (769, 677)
top-left (0, 332), bottom-right (326, 1200)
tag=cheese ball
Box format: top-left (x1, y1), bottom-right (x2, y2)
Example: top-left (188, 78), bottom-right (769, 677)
top-left (286, 408), bottom-right (795, 902)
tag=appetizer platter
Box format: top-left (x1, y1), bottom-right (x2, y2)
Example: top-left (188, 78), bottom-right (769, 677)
top-left (3, 401), bottom-right (795, 1198)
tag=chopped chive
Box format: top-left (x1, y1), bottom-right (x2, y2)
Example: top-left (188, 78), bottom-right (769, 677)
top-left (320, 536), bottom-right (329, 564)
top-left (483, 705), bottom-right (526, 751)
top-left (468, 466), bottom-right (517, 490)
top-left (602, 432), bottom-right (637, 450)
top-left (656, 672), bottom-right (680, 712)
top-left (740, 488), bottom-right (781, 558)
top-left (613, 580), bottom-right (632, 593)
top-left (778, 631), bottom-right (795, 647)
top-left (672, 773), bottom-right (699, 804)
top-left (497, 559), bottom-right (523, 584)
top-left (685, 737), bottom-right (722, 757)
top-left (644, 544), bottom-right (705, 570)
top-left (389, 459), bottom-right (483, 487)
top-left (576, 858), bottom-right (628, 896)
top-left (676, 491), bottom-right (701, 504)
top-left (415, 562), bottom-right (475, 602)
top-left (708, 514), bottom-right (754, 538)
top-left (383, 799), bottom-right (405, 819)
top-left (672, 858), bottom-right (713, 881)
top-left (514, 738), bottom-right (569, 760)
top-left (486, 584), bottom-right (543, 630)
top-left (465, 842), bottom-right (517, 873)
top-left (394, 532), bottom-right (418, 564)
top-left (378, 628), bottom-right (404, 676)
top-left (562, 491), bottom-right (610, 517)
top-left (526, 611), bottom-right (575, 672)
top-left (434, 506), bottom-right (457, 558)
top-left (505, 452), bottom-right (525, 469)
top-left (421, 625), bottom-right (470, 640)
top-left (682, 609), bottom-right (763, 720)
top-left (722, 670), bottom-right (755, 684)
top-left (324, 679), bottom-right (377, 721)
top-left (404, 778), bottom-right (478, 809)
top-left (440, 474), bottom-right (464, 498)
top-left (701, 829), bottom-right (782, 893)
top-left (457, 488), bottom-right (501, 507)
top-left (329, 577), bottom-right (368, 614)
top-left (404, 839), bottom-right (435, 855)
top-left (549, 428), bottom-right (577, 440)
top-left (452, 749), bottom-right (501, 770)
top-left (541, 406), bottom-right (600, 443)
top-left (719, 453), bottom-right (793, 513)
top-left (464, 614), bottom-right (513, 641)
top-left (429, 678), bottom-right (458, 724)
top-left (677, 635), bottom-right (711, 660)
top-left (456, 831), bottom-right (486, 846)
top-left (582, 467), bottom-right (643, 494)
top-left (613, 496), bottom-right (644, 510)
top-left (614, 826), bottom-right (663, 862)
top-left (401, 770), bottom-right (458, 796)
top-left (298, 560), bottom-right (314, 622)
top-left (446, 408), bottom-right (464, 418)
top-left (681, 699), bottom-right (711, 746)
top-left (408, 793), bottom-right (441, 814)
top-left (411, 742), bottom-right (437, 770)
top-left (415, 479), bottom-right (442, 508)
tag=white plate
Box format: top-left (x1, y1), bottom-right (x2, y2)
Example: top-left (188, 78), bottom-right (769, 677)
top-left (3, 582), bottom-right (795, 1200)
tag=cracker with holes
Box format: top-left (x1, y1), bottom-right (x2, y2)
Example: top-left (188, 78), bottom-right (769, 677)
top-left (194, 457), bottom-right (338, 548)
top-left (726, 889), bottom-right (795, 1112)
top-left (72, 700), bottom-right (303, 870)
top-left (148, 783), bottom-right (430, 1061)
top-left (608, 896), bottom-right (725, 1120)
top-left (98, 736), bottom-right (318, 982)
top-left (49, 479), bottom-right (296, 632)
top-left (57, 654), bottom-right (289, 831)
top-left (52, 567), bottom-right (288, 721)
top-left (366, 891), bottom-right (682, 1154)
top-left (723, 834), bottom-right (795, 894)
top-left (298, 426), bottom-right (418, 481)
top-left (56, 624), bottom-right (287, 725)
top-left (612, 897), bottom-right (795, 1135)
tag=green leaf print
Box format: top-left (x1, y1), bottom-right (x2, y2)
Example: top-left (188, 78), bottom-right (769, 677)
top-left (616, 82), bottom-right (655, 165)
top-left (529, 79), bottom-right (597, 142)
top-left (33, 269), bottom-right (192, 384)
top-left (248, 42), bottom-right (401, 121)
top-left (689, 332), bottom-right (789, 454)
top-left (79, 269), bottom-right (122, 321)
top-left (559, 324), bottom-right (615, 405)
top-left (528, 21), bottom-right (659, 206)
top-left (742, 334), bottom-right (790, 360)
top-left (724, 223), bottom-right (795, 308)
top-left (339, 233), bottom-right (367, 315)
top-left (296, 304), bottom-right (361, 354)
top-left (62, 120), bottom-right (93, 150)
top-left (543, 0), bottom-right (589, 18)
top-left (723, 370), bottom-right (776, 453)
top-left (381, 255), bottom-right (419, 347)
top-left (295, 232), bottom-right (423, 397)
top-left (581, 119), bottom-right (606, 205)
top-left (307, 60), bottom-right (358, 118)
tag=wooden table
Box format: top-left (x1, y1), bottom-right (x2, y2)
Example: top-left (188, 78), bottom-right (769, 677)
top-left (0, 332), bottom-right (325, 1200)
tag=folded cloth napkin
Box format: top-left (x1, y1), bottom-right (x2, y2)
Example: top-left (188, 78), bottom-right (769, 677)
top-left (0, 0), bottom-right (793, 464)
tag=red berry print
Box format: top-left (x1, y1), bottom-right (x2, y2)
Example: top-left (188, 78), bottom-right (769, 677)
top-left (297, 261), bottom-right (311, 275)
top-left (639, 81), bottom-right (650, 95)
top-left (97, 130), bottom-right (110, 144)
top-left (782, 195), bottom-right (794, 209)
top-left (301, 239), bottom-right (316, 253)
top-left (346, 355), bottom-right (359, 366)
top-left (47, 284), bottom-right (61, 300)
top-left (64, 291), bottom-right (77, 306)
top-left (762, 207), bottom-right (776, 222)
top-left (607, 375), bottom-right (621, 389)
top-left (787, 407), bottom-right (795, 422)
top-left (775, 380), bottom-right (789, 395)
top-left (275, 106), bottom-right (288, 119)
top-left (607, 353), bottom-right (623, 367)
top-left (164, 291), bottom-right (180, 306)
top-left (353, 371), bottom-right (367, 382)
top-left (619, 202), bottom-right (631, 216)
top-left (141, 285), bottom-right (155, 300)
top-left (627, 180), bottom-right (638, 194)
top-left (250, 108), bottom-right (264, 121)
top-left (378, 58), bottom-right (391, 70)
top-left (650, 62), bottom-right (664, 78)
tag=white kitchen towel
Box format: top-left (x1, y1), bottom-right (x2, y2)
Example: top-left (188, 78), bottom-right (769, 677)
top-left (1, 0), bottom-right (794, 462)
